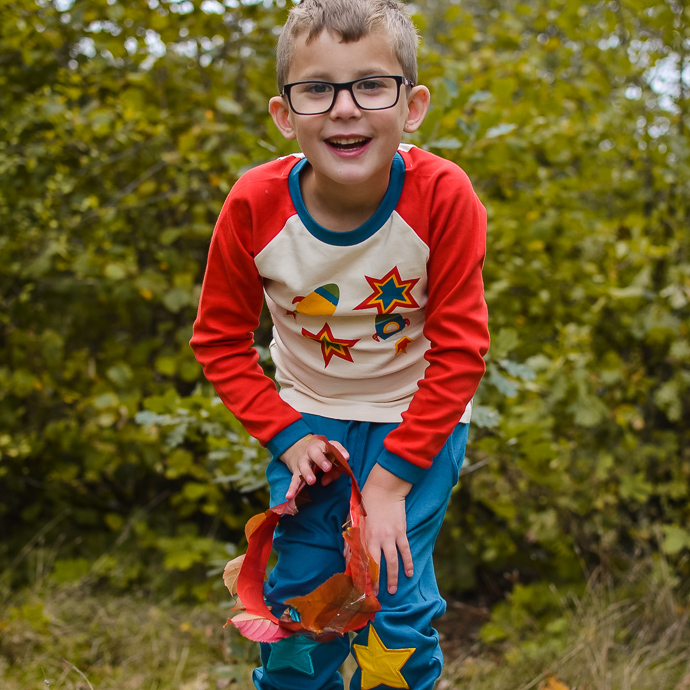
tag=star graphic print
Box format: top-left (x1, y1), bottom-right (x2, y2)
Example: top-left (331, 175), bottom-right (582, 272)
top-left (354, 267), bottom-right (420, 315)
top-left (301, 323), bottom-right (359, 368)
top-left (266, 635), bottom-right (320, 676)
top-left (353, 626), bottom-right (415, 690)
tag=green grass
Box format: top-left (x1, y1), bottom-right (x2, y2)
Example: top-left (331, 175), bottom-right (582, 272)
top-left (0, 580), bottom-right (257, 689)
top-left (440, 558), bottom-right (690, 690)
top-left (1, 556), bottom-right (688, 689)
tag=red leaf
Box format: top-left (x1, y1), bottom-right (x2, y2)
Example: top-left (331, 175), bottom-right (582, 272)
top-left (238, 509), bottom-right (281, 622)
top-left (230, 612), bottom-right (292, 643)
top-left (227, 438), bottom-right (381, 641)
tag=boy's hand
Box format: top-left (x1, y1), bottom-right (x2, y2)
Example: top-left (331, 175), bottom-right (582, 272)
top-left (280, 435), bottom-right (349, 501)
top-left (361, 464), bottom-right (413, 596)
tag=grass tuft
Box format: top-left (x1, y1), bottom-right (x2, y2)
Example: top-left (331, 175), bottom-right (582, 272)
top-left (1, 554), bottom-right (688, 689)
top-left (441, 557), bottom-right (690, 689)
top-left (0, 581), bottom-right (257, 689)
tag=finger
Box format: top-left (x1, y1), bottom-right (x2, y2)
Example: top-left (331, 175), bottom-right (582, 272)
top-left (285, 472), bottom-right (303, 500)
top-left (384, 543), bottom-right (399, 595)
top-left (399, 537), bottom-right (414, 578)
top-left (307, 444), bottom-right (332, 474)
top-left (329, 440), bottom-right (350, 461)
top-left (300, 458), bottom-right (318, 485)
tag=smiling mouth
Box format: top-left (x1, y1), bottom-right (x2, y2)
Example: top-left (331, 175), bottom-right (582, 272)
top-left (326, 137), bottom-right (371, 151)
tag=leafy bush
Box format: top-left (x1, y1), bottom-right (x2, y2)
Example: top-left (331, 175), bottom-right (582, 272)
top-left (418, 0), bottom-right (690, 591)
top-left (1, 0), bottom-right (688, 598)
top-left (1, 0), bottom-right (282, 590)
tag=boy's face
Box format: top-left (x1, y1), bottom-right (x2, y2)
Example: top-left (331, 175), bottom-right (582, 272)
top-left (269, 30), bottom-right (429, 199)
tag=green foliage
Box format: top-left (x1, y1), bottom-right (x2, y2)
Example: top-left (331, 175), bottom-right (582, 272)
top-left (415, 0), bottom-right (690, 590)
top-left (0, 0), bottom-right (281, 589)
top-left (478, 581), bottom-right (572, 647)
top-left (1, 0), bottom-right (689, 600)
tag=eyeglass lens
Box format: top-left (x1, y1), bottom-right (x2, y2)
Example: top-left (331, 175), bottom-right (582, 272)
top-left (289, 77), bottom-right (402, 114)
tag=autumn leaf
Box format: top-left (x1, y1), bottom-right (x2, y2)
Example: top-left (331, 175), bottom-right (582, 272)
top-left (230, 597), bottom-right (244, 611)
top-left (237, 509), bottom-right (282, 623)
top-left (226, 437), bottom-right (381, 641)
top-left (223, 554), bottom-right (245, 597)
top-left (541, 676), bottom-right (570, 690)
top-left (322, 441), bottom-right (366, 528)
top-left (230, 612), bottom-right (292, 643)
top-left (286, 572), bottom-right (381, 634)
top-left (344, 525), bottom-right (378, 595)
top-left (244, 512), bottom-right (268, 541)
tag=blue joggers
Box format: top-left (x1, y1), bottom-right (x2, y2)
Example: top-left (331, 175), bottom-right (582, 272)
top-left (252, 413), bottom-right (468, 690)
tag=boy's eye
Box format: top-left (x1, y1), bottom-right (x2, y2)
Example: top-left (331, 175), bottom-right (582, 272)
top-left (302, 82), bottom-right (333, 96)
top-left (356, 79), bottom-right (386, 92)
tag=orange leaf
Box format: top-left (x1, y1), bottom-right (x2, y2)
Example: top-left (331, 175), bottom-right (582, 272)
top-left (227, 438), bottom-right (381, 642)
top-left (286, 571), bottom-right (381, 635)
top-left (542, 677), bottom-right (570, 690)
top-left (245, 512), bottom-right (268, 541)
top-left (344, 526), bottom-right (378, 595)
top-left (223, 554), bottom-right (245, 597)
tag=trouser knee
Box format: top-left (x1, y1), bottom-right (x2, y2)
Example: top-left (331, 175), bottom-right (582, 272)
top-left (253, 634), bottom-right (350, 690)
top-left (350, 619), bottom-right (443, 690)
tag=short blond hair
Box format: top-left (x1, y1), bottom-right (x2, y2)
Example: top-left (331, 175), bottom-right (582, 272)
top-left (276, 0), bottom-right (419, 91)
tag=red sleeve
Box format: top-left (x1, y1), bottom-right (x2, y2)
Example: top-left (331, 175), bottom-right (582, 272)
top-left (189, 176), bottom-right (306, 449)
top-left (381, 159), bottom-right (489, 475)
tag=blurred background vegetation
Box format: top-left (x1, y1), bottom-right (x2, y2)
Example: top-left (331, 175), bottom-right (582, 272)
top-left (1, 0), bottom-right (688, 687)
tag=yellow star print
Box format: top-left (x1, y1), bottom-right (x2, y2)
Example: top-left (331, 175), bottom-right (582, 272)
top-left (352, 626), bottom-right (415, 690)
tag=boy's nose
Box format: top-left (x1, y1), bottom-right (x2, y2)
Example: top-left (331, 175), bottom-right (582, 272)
top-left (329, 88), bottom-right (361, 117)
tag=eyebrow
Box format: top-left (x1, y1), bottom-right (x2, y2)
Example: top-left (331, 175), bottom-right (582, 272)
top-left (295, 67), bottom-right (395, 82)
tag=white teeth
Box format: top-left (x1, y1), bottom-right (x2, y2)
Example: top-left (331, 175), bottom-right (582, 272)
top-left (329, 137), bottom-right (368, 145)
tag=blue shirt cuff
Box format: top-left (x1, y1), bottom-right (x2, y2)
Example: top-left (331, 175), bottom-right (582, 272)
top-left (266, 419), bottom-right (313, 460)
top-left (376, 448), bottom-right (427, 484)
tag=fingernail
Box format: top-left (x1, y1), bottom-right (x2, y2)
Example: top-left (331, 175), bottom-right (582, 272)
top-left (388, 586), bottom-right (397, 594)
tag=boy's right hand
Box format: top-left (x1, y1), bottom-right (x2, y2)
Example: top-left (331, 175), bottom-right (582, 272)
top-left (280, 435), bottom-right (349, 501)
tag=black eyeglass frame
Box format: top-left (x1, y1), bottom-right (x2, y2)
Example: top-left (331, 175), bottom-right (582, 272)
top-left (281, 75), bottom-right (415, 115)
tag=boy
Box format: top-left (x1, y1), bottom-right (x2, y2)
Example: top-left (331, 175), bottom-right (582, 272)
top-left (190, 0), bottom-right (489, 687)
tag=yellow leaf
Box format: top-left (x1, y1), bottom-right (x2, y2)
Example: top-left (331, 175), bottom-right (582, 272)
top-left (223, 554), bottom-right (245, 597)
top-left (543, 677), bottom-right (569, 690)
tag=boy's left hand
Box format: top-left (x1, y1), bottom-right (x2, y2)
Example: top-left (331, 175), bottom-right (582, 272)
top-left (361, 464), bottom-right (413, 596)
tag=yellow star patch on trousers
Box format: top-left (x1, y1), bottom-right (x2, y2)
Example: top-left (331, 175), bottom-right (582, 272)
top-left (352, 626), bottom-right (415, 690)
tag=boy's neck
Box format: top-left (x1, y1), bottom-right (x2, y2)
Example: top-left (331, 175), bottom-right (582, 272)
top-left (300, 163), bottom-right (390, 233)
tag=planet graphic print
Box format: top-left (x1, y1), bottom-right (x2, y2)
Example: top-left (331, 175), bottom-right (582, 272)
top-left (293, 284), bottom-right (340, 316)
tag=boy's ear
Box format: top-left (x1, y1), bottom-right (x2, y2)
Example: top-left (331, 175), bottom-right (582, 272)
top-left (403, 85), bottom-right (431, 134)
top-left (269, 96), bottom-right (297, 140)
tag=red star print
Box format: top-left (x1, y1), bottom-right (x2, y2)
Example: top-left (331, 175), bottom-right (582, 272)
top-left (395, 337), bottom-right (413, 355)
top-left (302, 323), bottom-right (359, 368)
top-left (354, 267), bottom-right (420, 315)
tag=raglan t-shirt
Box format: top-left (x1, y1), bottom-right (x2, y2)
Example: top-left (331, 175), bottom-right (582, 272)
top-left (190, 144), bottom-right (489, 483)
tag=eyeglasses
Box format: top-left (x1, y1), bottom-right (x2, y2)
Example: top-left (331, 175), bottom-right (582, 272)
top-left (282, 75), bottom-right (414, 115)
